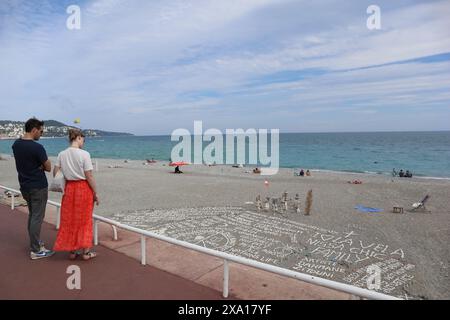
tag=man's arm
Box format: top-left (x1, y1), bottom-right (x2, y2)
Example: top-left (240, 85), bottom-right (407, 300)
top-left (42, 159), bottom-right (51, 172)
top-left (37, 145), bottom-right (51, 172)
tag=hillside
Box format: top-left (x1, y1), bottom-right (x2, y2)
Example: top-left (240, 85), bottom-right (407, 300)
top-left (0, 120), bottom-right (133, 138)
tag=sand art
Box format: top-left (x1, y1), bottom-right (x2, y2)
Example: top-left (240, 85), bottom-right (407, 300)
top-left (112, 206), bottom-right (415, 298)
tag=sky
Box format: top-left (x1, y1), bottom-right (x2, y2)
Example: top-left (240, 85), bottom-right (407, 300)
top-left (0, 0), bottom-right (449, 135)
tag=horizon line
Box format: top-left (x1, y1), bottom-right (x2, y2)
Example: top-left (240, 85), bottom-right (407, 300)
top-left (131, 129), bottom-right (450, 137)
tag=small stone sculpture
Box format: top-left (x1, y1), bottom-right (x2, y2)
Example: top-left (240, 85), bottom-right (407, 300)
top-left (264, 197), bottom-right (270, 211)
top-left (294, 193), bottom-right (301, 213)
top-left (255, 195), bottom-right (262, 211)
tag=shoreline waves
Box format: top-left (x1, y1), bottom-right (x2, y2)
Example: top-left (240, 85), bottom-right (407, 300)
top-left (1, 151), bottom-right (450, 180)
top-left (1, 132), bottom-right (449, 178)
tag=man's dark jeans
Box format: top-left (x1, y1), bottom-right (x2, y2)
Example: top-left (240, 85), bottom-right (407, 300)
top-left (21, 188), bottom-right (48, 253)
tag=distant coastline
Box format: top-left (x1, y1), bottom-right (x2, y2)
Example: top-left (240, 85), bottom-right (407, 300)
top-left (0, 119), bottom-right (133, 139)
top-left (0, 135), bottom-right (133, 140)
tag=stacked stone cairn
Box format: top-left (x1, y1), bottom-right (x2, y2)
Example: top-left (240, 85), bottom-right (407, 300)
top-left (254, 191), bottom-right (310, 215)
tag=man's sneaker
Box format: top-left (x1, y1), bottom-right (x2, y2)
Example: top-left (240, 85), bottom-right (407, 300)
top-left (30, 250), bottom-right (55, 260)
top-left (38, 240), bottom-right (52, 253)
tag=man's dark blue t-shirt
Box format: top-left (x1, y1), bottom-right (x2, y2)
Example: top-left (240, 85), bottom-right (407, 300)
top-left (12, 139), bottom-right (48, 191)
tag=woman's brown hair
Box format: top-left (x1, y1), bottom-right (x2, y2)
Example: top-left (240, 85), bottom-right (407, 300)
top-left (68, 128), bottom-right (85, 142)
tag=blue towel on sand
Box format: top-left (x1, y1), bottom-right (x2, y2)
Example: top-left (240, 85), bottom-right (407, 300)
top-left (354, 205), bottom-right (383, 213)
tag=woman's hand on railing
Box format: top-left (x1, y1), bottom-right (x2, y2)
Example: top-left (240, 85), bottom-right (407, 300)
top-left (93, 193), bottom-right (100, 206)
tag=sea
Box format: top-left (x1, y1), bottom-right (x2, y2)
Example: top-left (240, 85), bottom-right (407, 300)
top-left (1, 131), bottom-right (449, 178)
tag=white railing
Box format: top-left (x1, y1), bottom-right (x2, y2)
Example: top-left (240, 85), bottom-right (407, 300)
top-left (0, 185), bottom-right (117, 238)
top-left (0, 184), bottom-right (401, 300)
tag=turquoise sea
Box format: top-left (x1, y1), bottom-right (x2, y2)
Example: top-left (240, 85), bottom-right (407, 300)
top-left (1, 132), bottom-right (450, 178)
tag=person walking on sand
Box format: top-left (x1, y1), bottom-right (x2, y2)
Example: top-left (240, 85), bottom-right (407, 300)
top-left (53, 129), bottom-right (100, 260)
top-left (12, 118), bottom-right (55, 260)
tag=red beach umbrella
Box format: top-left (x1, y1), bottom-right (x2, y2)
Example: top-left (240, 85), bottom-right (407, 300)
top-left (169, 161), bottom-right (190, 167)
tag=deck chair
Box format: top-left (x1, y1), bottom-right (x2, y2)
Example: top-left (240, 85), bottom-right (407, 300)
top-left (410, 195), bottom-right (430, 212)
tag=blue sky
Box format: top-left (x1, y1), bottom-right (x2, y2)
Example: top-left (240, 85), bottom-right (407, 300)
top-left (0, 0), bottom-right (449, 135)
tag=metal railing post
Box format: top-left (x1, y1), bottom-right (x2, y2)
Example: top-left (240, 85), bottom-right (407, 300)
top-left (223, 259), bottom-right (229, 298)
top-left (56, 206), bottom-right (60, 230)
top-left (141, 235), bottom-right (146, 265)
top-left (94, 220), bottom-right (99, 245)
top-left (112, 225), bottom-right (118, 241)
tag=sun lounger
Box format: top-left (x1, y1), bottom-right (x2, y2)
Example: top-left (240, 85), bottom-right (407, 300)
top-left (410, 195), bottom-right (430, 212)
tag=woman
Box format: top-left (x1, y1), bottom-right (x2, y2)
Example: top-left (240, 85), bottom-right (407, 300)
top-left (53, 129), bottom-right (100, 260)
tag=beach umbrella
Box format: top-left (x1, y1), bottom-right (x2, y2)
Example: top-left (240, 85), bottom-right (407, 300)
top-left (169, 161), bottom-right (190, 173)
top-left (169, 161), bottom-right (190, 167)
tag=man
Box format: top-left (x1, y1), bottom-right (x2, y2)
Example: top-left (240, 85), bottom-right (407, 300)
top-left (392, 168), bottom-right (398, 177)
top-left (12, 118), bottom-right (55, 260)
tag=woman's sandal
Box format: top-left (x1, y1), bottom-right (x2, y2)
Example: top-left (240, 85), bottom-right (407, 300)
top-left (82, 251), bottom-right (97, 260)
top-left (69, 250), bottom-right (81, 260)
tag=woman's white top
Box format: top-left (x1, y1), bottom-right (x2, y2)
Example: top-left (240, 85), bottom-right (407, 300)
top-left (57, 147), bottom-right (93, 181)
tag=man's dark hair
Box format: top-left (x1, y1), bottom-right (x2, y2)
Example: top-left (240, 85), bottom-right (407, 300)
top-left (24, 118), bottom-right (44, 133)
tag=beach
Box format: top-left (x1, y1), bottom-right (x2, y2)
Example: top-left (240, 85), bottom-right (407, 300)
top-left (1, 155), bottom-right (449, 299)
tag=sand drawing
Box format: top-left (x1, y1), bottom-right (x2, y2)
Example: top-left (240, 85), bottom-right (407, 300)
top-left (112, 206), bottom-right (415, 298)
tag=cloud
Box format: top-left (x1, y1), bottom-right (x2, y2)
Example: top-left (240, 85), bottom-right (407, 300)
top-left (0, 0), bottom-right (449, 134)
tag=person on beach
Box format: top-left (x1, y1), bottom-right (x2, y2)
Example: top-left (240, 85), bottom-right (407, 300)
top-left (306, 170), bottom-right (311, 176)
top-left (12, 118), bottom-right (55, 260)
top-left (399, 169), bottom-right (404, 177)
top-left (53, 129), bottom-right (100, 260)
top-left (299, 169), bottom-right (305, 176)
top-left (174, 165), bottom-right (183, 173)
